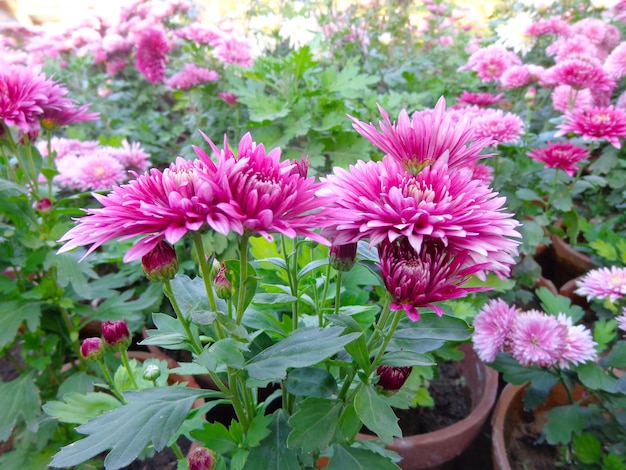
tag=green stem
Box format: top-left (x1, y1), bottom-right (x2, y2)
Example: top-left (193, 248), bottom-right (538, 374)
top-left (171, 442), bottom-right (185, 461)
top-left (235, 234), bottom-right (250, 325)
top-left (191, 232), bottom-right (218, 312)
top-left (334, 271), bottom-right (343, 317)
top-left (164, 280), bottom-right (203, 355)
top-left (319, 263), bottom-right (332, 327)
top-left (228, 369), bottom-right (250, 430)
top-left (120, 349), bottom-right (139, 390)
top-left (97, 359), bottom-right (125, 402)
top-left (369, 309), bottom-right (402, 374)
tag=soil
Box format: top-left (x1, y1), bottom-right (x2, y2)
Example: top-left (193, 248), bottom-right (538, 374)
top-left (506, 408), bottom-right (559, 470)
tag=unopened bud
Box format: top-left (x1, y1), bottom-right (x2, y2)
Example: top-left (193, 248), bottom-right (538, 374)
top-left (141, 240), bottom-right (178, 282)
top-left (214, 263), bottom-right (233, 300)
top-left (102, 319), bottom-right (132, 349)
top-left (142, 363), bottom-right (161, 381)
top-left (375, 365), bottom-right (412, 392)
top-left (80, 337), bottom-right (104, 361)
top-left (290, 156), bottom-right (309, 178)
top-left (188, 446), bottom-right (215, 470)
top-left (329, 243), bottom-right (358, 272)
top-left (34, 197), bottom-right (53, 213)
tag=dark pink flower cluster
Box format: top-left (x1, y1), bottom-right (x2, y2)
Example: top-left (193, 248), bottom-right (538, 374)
top-left (527, 141), bottom-right (588, 176)
top-left (135, 27), bottom-right (170, 83)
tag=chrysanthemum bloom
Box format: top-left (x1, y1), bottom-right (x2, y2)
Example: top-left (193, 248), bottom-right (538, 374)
top-left (213, 35), bottom-right (254, 68)
top-left (495, 11), bottom-right (536, 55)
top-left (472, 109), bottom-right (525, 145)
top-left (548, 58), bottom-right (615, 91)
top-left (604, 42), bottom-right (626, 79)
top-left (279, 15), bottom-right (320, 50)
top-left (472, 299), bottom-right (520, 362)
top-left (499, 65), bottom-right (532, 89)
top-left (457, 91), bottom-right (504, 107)
top-left (135, 27), bottom-right (170, 83)
top-left (527, 141), bottom-right (588, 176)
top-left (526, 17), bottom-right (572, 37)
top-left (329, 242), bottom-right (358, 272)
top-left (546, 35), bottom-right (601, 62)
top-left (187, 447), bottom-right (215, 470)
top-left (556, 314), bottom-right (597, 368)
top-left (58, 157), bottom-right (233, 262)
top-left (109, 140), bottom-right (151, 172)
top-left (575, 266), bottom-right (626, 303)
top-left (39, 102), bottom-right (99, 132)
top-left (616, 310), bottom-right (626, 334)
top-left (193, 132), bottom-right (330, 244)
top-left (214, 263), bottom-right (233, 300)
top-left (378, 238), bottom-right (489, 320)
top-left (509, 310), bottom-right (567, 367)
top-left (350, 97), bottom-right (494, 174)
top-left (471, 163), bottom-right (494, 184)
top-left (572, 17), bottom-right (612, 46)
top-left (551, 85), bottom-right (594, 113)
top-left (319, 156), bottom-right (521, 277)
top-left (80, 337), bottom-right (104, 361)
top-left (102, 319), bottom-right (131, 349)
top-left (376, 365), bottom-right (413, 391)
top-left (459, 44), bottom-right (522, 82)
top-left (556, 106), bottom-right (626, 148)
top-left (166, 64), bottom-right (219, 90)
top-left (70, 152), bottom-right (127, 191)
top-left (218, 92), bottom-right (238, 105)
top-left (142, 240), bottom-right (179, 282)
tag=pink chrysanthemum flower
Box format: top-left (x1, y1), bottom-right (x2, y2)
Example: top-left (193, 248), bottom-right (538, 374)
top-left (472, 299), bottom-right (519, 362)
top-left (218, 92), bottom-right (238, 105)
top-left (58, 156), bottom-right (233, 262)
top-left (604, 42), bottom-right (626, 79)
top-left (509, 310), bottom-right (567, 367)
top-left (319, 156), bottom-right (521, 277)
top-left (213, 35), bottom-right (253, 68)
top-left (193, 132), bottom-right (329, 244)
top-left (575, 266), bottom-right (626, 303)
top-left (556, 314), bottom-right (597, 368)
top-left (546, 35), bottom-right (601, 62)
top-left (616, 310), bottom-right (626, 335)
top-left (551, 85), bottom-right (594, 113)
top-left (62, 152), bottom-right (126, 191)
top-left (459, 44), bottom-right (522, 82)
top-left (350, 97), bottom-right (494, 174)
top-left (109, 140), bottom-right (151, 172)
top-left (556, 106), bottom-right (626, 149)
top-left (472, 109), bottom-right (525, 145)
top-left (526, 17), bottom-right (572, 37)
top-left (471, 163), bottom-right (494, 184)
top-left (527, 141), bottom-right (588, 176)
top-left (499, 65), bottom-right (534, 89)
top-left (378, 238), bottom-right (488, 321)
top-left (166, 64), bottom-right (219, 90)
top-left (174, 24), bottom-right (222, 45)
top-left (548, 58), bottom-right (615, 91)
top-left (456, 91), bottom-right (504, 107)
top-left (135, 27), bottom-right (170, 83)
top-left (572, 17), bottom-right (611, 46)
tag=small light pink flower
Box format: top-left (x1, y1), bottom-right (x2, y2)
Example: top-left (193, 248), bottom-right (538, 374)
top-left (617, 310), bottom-right (626, 334)
top-left (550, 58), bottom-right (615, 91)
top-left (527, 141), bottom-right (588, 176)
top-left (551, 85), bottom-right (594, 113)
top-left (166, 64), bottom-right (219, 90)
top-left (109, 140), bottom-right (151, 173)
top-left (546, 35), bottom-right (601, 62)
top-left (575, 266), bottom-right (626, 303)
top-left (472, 299), bottom-right (520, 362)
top-left (499, 65), bottom-right (532, 89)
top-left (457, 91), bottom-right (504, 107)
top-left (572, 17), bottom-right (611, 46)
top-left (556, 314), bottom-right (597, 368)
top-left (459, 44), bottom-right (522, 82)
top-left (604, 42), bottom-right (626, 79)
top-left (509, 310), bottom-right (567, 367)
top-left (556, 106), bottom-right (626, 148)
top-left (472, 109), bottom-right (525, 145)
top-left (71, 152), bottom-right (127, 191)
top-left (526, 17), bottom-right (572, 37)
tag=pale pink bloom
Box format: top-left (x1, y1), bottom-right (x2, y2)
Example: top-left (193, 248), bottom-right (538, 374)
top-left (101, 33), bottom-right (132, 54)
top-left (213, 35), bottom-right (253, 67)
top-left (601, 24), bottom-right (621, 51)
top-left (471, 163), bottom-right (494, 184)
top-left (193, 132), bottom-right (329, 244)
top-left (546, 35), bottom-right (601, 62)
top-left (551, 85), bottom-right (594, 113)
top-left (616, 310), bottom-right (626, 334)
top-left (604, 42), bottom-right (626, 79)
top-left (38, 137), bottom-right (99, 159)
top-left (556, 314), bottom-right (597, 368)
top-left (510, 310), bottom-right (567, 367)
top-left (135, 27), bottom-right (170, 83)
top-left (166, 64), bottom-right (219, 90)
top-left (575, 266), bottom-right (626, 302)
top-left (499, 64), bottom-right (542, 89)
top-left (472, 299), bottom-right (519, 362)
top-left (472, 109), bottom-right (525, 145)
top-left (556, 106), bottom-right (626, 148)
top-left (109, 140), bottom-right (151, 172)
top-left (459, 44), bottom-right (522, 82)
top-left (548, 58), bottom-right (615, 91)
top-left (379, 238), bottom-right (489, 321)
top-left (439, 36), bottom-right (453, 46)
top-left (527, 141), bottom-right (588, 176)
top-left (526, 17), bottom-right (572, 36)
top-left (457, 91), bottom-right (504, 107)
top-left (319, 156), bottom-right (521, 277)
top-left (106, 60), bottom-right (127, 76)
top-left (572, 17), bottom-right (611, 45)
top-left (617, 91), bottom-right (626, 109)
top-left (174, 24), bottom-right (221, 45)
top-left (350, 97), bottom-right (494, 173)
top-left (71, 152), bottom-right (127, 191)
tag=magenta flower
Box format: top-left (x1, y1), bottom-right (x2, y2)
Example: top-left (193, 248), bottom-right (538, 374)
top-left (192, 132), bottom-right (330, 244)
top-left (548, 58), bottom-right (615, 91)
top-left (509, 310), bottom-right (567, 367)
top-left (329, 242), bottom-right (358, 272)
top-left (166, 64), bottom-right (219, 90)
top-left (575, 266), bottom-right (626, 303)
top-left (556, 314), bottom-right (597, 368)
top-left (188, 447), bottom-right (215, 470)
top-left (58, 157), bottom-right (233, 262)
top-left (376, 365), bottom-right (413, 392)
top-left (102, 319), bottom-right (131, 348)
top-left (527, 141), bottom-right (588, 176)
top-left (80, 337), bottom-right (104, 361)
top-left (350, 97), bottom-right (494, 174)
top-left (472, 109), bottom-right (525, 145)
top-left (378, 238), bottom-right (489, 321)
top-left (472, 299), bottom-right (519, 363)
top-left (142, 240), bottom-right (179, 282)
top-left (457, 91), bottom-right (504, 107)
top-left (556, 106), bottom-right (626, 149)
top-left (320, 156), bottom-right (520, 277)
top-left (604, 42), bottom-right (626, 80)
top-left (135, 27), bottom-right (170, 83)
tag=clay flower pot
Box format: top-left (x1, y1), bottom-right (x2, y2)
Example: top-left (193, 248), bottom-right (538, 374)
top-left (358, 343), bottom-right (499, 470)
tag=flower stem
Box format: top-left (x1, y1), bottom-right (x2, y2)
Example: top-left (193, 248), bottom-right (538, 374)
top-left (235, 234), bottom-right (250, 325)
top-left (120, 349), bottom-right (139, 390)
top-left (319, 263), bottom-right (332, 327)
top-left (97, 359), bottom-right (124, 402)
top-left (164, 280), bottom-right (203, 355)
top-left (171, 442), bottom-right (184, 461)
top-left (191, 232), bottom-right (218, 313)
top-left (334, 271), bottom-right (343, 317)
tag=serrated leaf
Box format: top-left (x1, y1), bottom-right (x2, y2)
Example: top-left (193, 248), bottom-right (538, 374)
top-left (535, 287), bottom-right (584, 322)
top-left (43, 392), bottom-right (121, 424)
top-left (0, 372), bottom-right (40, 441)
top-left (196, 338), bottom-right (246, 372)
top-left (284, 367), bottom-right (337, 397)
top-left (326, 444), bottom-right (401, 470)
top-left (0, 300), bottom-right (41, 349)
top-left (168, 274), bottom-right (211, 315)
top-left (140, 312), bottom-right (189, 349)
top-left (49, 387), bottom-right (204, 470)
top-left (45, 250), bottom-right (97, 298)
top-left (244, 410), bottom-right (299, 470)
top-left (287, 398), bottom-right (342, 452)
top-left (490, 353), bottom-right (557, 388)
top-left (572, 433), bottom-right (602, 465)
top-left (576, 361), bottom-right (617, 392)
top-left (246, 327), bottom-right (361, 381)
top-left (354, 385), bottom-right (401, 444)
top-left (543, 404), bottom-right (585, 445)
top-left (191, 421), bottom-right (237, 454)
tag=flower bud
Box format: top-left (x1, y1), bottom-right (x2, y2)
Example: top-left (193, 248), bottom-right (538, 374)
top-left (214, 263), bottom-right (233, 300)
top-left (34, 197), bottom-right (53, 213)
top-left (329, 243), bottom-right (358, 272)
top-left (102, 319), bottom-right (131, 349)
top-left (290, 155), bottom-right (309, 178)
top-left (188, 446), bottom-right (215, 470)
top-left (375, 365), bottom-right (412, 392)
top-left (142, 363), bottom-right (161, 381)
top-left (80, 337), bottom-right (104, 361)
top-left (141, 240), bottom-right (178, 282)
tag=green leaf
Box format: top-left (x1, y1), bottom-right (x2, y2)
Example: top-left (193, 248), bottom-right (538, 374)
top-left (45, 250), bottom-right (97, 298)
top-left (284, 367), bottom-right (337, 398)
top-left (593, 319), bottom-right (617, 351)
top-left (191, 421), bottom-right (237, 454)
top-left (515, 188), bottom-right (542, 201)
top-left (605, 341), bottom-right (626, 368)
top-left (0, 372), bottom-right (40, 441)
top-left (49, 387), bottom-right (204, 470)
top-left (381, 350), bottom-right (435, 367)
top-left (140, 312), bottom-right (189, 350)
top-left (394, 313), bottom-right (471, 341)
top-left (244, 410), bottom-right (299, 470)
top-left (572, 433), bottom-right (602, 465)
top-left (327, 314), bottom-right (370, 371)
top-left (42, 392), bottom-right (121, 424)
top-left (0, 300), bottom-right (41, 349)
top-left (354, 385), bottom-right (401, 444)
top-left (490, 353), bottom-right (557, 388)
top-left (576, 361), bottom-right (617, 392)
top-left (246, 327), bottom-right (361, 381)
top-left (535, 287), bottom-right (585, 323)
top-left (168, 274), bottom-right (212, 315)
top-left (244, 413), bottom-right (274, 448)
top-left (543, 404), bottom-right (585, 445)
top-left (287, 398), bottom-right (342, 452)
top-left (326, 444), bottom-right (401, 470)
top-left (196, 338), bottom-right (246, 372)
top-left (297, 259), bottom-right (329, 280)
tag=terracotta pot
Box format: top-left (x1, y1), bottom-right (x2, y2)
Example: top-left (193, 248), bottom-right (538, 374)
top-left (550, 234), bottom-right (597, 280)
top-left (358, 343), bottom-right (499, 470)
